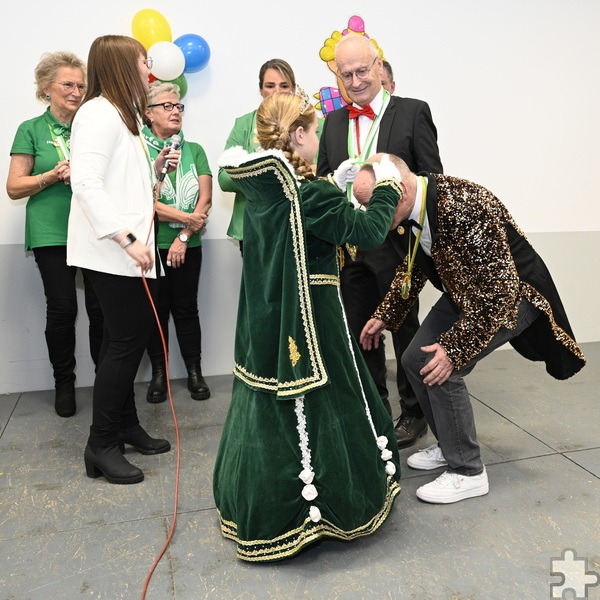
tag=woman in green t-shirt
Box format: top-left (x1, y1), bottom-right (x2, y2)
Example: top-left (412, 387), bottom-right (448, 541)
top-left (6, 51), bottom-right (103, 418)
top-left (142, 81), bottom-right (212, 403)
top-left (217, 58), bottom-right (296, 255)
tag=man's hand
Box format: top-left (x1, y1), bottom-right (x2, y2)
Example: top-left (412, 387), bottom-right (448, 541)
top-left (360, 318), bottom-right (387, 350)
top-left (420, 343), bottom-right (454, 385)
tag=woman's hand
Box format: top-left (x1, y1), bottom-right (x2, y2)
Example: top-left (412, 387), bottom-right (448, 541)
top-left (166, 239), bottom-right (187, 269)
top-left (54, 160), bottom-right (71, 184)
top-left (124, 240), bottom-right (154, 273)
top-left (155, 146), bottom-right (181, 177)
top-left (185, 212), bottom-right (207, 233)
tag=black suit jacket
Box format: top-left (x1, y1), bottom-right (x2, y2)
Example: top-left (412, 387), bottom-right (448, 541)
top-left (317, 95), bottom-right (443, 176)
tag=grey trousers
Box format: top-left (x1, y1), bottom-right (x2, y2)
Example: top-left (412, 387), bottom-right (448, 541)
top-left (401, 293), bottom-right (540, 475)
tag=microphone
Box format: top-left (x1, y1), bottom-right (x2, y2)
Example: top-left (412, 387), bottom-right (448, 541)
top-left (158, 134), bottom-right (182, 181)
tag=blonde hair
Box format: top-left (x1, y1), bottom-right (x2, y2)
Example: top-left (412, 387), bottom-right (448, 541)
top-left (256, 92), bottom-right (315, 180)
top-left (147, 81), bottom-right (181, 105)
top-left (34, 51), bottom-right (86, 103)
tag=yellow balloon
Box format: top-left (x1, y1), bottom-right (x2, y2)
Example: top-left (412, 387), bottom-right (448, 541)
top-left (132, 9), bottom-right (172, 50)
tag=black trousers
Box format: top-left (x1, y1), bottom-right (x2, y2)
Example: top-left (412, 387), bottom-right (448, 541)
top-left (147, 246), bottom-right (203, 365)
top-left (340, 235), bottom-right (423, 418)
top-left (33, 246), bottom-right (103, 366)
top-left (83, 269), bottom-right (157, 447)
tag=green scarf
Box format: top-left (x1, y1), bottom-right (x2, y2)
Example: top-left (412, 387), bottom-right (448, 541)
top-left (142, 126), bottom-right (199, 227)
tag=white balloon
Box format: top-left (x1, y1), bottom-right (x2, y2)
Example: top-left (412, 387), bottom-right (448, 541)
top-left (148, 41), bottom-right (185, 81)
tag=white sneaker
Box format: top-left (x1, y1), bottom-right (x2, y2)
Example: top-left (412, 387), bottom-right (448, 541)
top-left (416, 468), bottom-right (489, 504)
top-left (407, 444), bottom-right (448, 470)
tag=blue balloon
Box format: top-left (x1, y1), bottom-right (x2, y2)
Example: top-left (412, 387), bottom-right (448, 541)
top-left (174, 34), bottom-right (211, 73)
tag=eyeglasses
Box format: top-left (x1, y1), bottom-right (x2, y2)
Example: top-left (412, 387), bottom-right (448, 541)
top-left (147, 102), bottom-right (185, 112)
top-left (142, 57), bottom-right (153, 69)
top-left (57, 81), bottom-right (86, 93)
top-left (338, 57), bottom-right (378, 84)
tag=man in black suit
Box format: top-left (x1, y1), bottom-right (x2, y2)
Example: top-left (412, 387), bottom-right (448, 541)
top-left (317, 33), bottom-right (443, 448)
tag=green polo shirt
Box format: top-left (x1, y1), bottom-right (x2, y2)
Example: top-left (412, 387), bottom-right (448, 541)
top-left (10, 108), bottom-right (73, 251)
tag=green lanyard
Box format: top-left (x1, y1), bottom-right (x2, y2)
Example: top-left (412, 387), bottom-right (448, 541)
top-left (401, 177), bottom-right (428, 299)
top-left (346, 90), bottom-right (390, 201)
top-left (47, 123), bottom-right (71, 161)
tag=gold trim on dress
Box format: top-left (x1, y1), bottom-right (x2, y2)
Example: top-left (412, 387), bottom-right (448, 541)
top-left (225, 155), bottom-right (329, 397)
top-left (217, 477), bottom-right (401, 562)
top-left (309, 274), bottom-right (340, 286)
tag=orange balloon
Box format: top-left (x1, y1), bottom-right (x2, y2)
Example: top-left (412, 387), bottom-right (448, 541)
top-left (132, 9), bottom-right (172, 50)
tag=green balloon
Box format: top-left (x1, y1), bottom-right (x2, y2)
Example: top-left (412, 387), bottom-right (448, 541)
top-left (161, 73), bottom-right (188, 99)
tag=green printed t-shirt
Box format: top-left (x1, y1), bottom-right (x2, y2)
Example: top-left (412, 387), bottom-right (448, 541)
top-left (155, 140), bottom-right (211, 249)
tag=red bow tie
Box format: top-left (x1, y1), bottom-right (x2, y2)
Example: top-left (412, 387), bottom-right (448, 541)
top-left (346, 103), bottom-right (376, 120)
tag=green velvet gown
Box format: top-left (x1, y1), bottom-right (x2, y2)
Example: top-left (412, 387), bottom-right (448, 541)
top-left (213, 149), bottom-right (402, 561)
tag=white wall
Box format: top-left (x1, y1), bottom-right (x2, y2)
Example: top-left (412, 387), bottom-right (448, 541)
top-left (1, 1), bottom-right (599, 393)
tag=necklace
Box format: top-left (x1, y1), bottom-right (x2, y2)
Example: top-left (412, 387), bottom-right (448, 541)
top-left (401, 177), bottom-right (428, 299)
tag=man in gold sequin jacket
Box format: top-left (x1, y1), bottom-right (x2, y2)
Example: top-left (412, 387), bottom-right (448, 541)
top-left (357, 154), bottom-right (586, 504)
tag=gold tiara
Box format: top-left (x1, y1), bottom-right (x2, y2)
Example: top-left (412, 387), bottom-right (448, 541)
top-left (295, 86), bottom-right (311, 114)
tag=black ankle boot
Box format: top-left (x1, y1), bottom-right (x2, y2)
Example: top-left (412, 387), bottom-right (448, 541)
top-left (84, 444), bottom-right (144, 484)
top-left (118, 424), bottom-right (171, 455)
top-left (146, 360), bottom-right (167, 403)
top-left (46, 329), bottom-right (77, 417)
top-left (55, 381), bottom-right (76, 417)
top-left (186, 361), bottom-right (210, 400)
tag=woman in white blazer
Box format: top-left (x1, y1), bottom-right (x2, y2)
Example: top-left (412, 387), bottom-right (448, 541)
top-left (68, 35), bottom-right (177, 484)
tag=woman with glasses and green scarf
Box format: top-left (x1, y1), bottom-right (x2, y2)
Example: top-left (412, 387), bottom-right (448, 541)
top-left (6, 51), bottom-right (103, 418)
top-left (142, 81), bottom-right (212, 404)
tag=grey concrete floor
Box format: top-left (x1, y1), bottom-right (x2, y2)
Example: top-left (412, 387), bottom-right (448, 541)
top-left (1, 343), bottom-right (599, 600)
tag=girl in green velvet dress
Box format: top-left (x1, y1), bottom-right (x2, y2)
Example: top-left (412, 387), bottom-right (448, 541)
top-left (214, 91), bottom-right (403, 561)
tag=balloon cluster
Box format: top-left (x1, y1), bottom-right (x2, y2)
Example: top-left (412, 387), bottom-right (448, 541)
top-left (131, 9), bottom-right (211, 99)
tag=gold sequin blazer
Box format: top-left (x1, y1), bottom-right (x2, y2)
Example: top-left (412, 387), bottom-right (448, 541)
top-left (374, 174), bottom-right (586, 379)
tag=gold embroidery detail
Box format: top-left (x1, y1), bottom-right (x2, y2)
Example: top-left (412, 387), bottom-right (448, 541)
top-left (288, 336), bottom-right (301, 367)
top-left (309, 274), bottom-right (339, 286)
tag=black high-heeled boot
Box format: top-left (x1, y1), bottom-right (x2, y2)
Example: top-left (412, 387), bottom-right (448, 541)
top-left (84, 444), bottom-right (144, 484)
top-left (46, 329), bottom-right (77, 417)
top-left (186, 361), bottom-right (210, 401)
top-left (118, 424), bottom-right (171, 455)
top-left (146, 359), bottom-right (167, 403)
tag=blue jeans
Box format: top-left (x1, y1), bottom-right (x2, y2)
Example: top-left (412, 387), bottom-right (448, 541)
top-left (401, 294), bottom-right (540, 475)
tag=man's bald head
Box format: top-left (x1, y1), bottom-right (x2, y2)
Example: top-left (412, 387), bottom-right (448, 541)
top-left (353, 153), bottom-right (411, 206)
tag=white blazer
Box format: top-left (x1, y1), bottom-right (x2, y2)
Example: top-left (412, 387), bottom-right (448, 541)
top-left (67, 96), bottom-right (158, 278)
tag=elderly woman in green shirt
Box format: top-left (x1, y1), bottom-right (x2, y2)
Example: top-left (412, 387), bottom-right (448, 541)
top-left (142, 81), bottom-right (212, 403)
top-left (6, 51), bottom-right (103, 418)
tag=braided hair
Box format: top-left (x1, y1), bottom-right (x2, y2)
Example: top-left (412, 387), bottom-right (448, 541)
top-left (256, 92), bottom-right (315, 180)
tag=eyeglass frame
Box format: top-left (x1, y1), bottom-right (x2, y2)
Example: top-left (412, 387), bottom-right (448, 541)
top-left (147, 102), bottom-right (185, 112)
top-left (55, 81), bottom-right (86, 93)
top-left (338, 57), bottom-right (379, 84)
top-left (142, 57), bottom-right (154, 69)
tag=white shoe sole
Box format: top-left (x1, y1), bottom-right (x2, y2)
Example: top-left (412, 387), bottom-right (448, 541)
top-left (407, 455), bottom-right (448, 471)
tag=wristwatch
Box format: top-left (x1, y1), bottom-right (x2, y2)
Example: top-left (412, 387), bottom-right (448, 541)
top-left (178, 232), bottom-right (190, 243)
